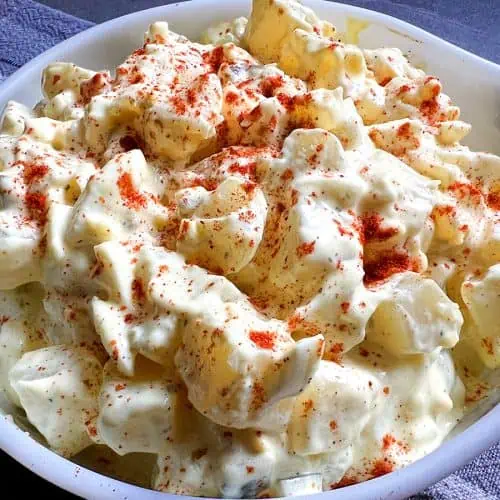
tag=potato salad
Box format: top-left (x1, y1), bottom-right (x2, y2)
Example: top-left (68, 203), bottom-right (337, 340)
top-left (0, 0), bottom-right (498, 496)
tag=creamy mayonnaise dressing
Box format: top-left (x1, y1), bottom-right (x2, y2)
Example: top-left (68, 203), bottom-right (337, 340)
top-left (0, 0), bottom-right (498, 496)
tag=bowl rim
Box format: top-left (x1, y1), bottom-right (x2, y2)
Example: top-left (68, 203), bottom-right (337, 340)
top-left (1, 0), bottom-right (500, 100)
top-left (0, 1), bottom-right (499, 499)
top-left (2, 403), bottom-right (499, 499)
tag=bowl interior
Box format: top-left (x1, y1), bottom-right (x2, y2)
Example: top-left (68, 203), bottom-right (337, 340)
top-left (2, 0), bottom-right (500, 153)
top-left (0, 1), bottom-right (499, 499)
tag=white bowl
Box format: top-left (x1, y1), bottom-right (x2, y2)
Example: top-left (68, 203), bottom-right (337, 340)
top-left (0, 1), bottom-right (499, 498)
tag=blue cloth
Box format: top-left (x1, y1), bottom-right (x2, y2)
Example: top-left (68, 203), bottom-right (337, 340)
top-left (0, 0), bottom-right (92, 82)
top-left (35, 0), bottom-right (500, 64)
top-left (412, 442), bottom-right (500, 500)
top-left (0, 1), bottom-right (498, 499)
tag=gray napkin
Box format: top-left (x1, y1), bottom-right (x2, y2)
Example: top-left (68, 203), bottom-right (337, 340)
top-left (412, 442), bottom-right (500, 500)
top-left (0, 0), bottom-right (92, 81)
